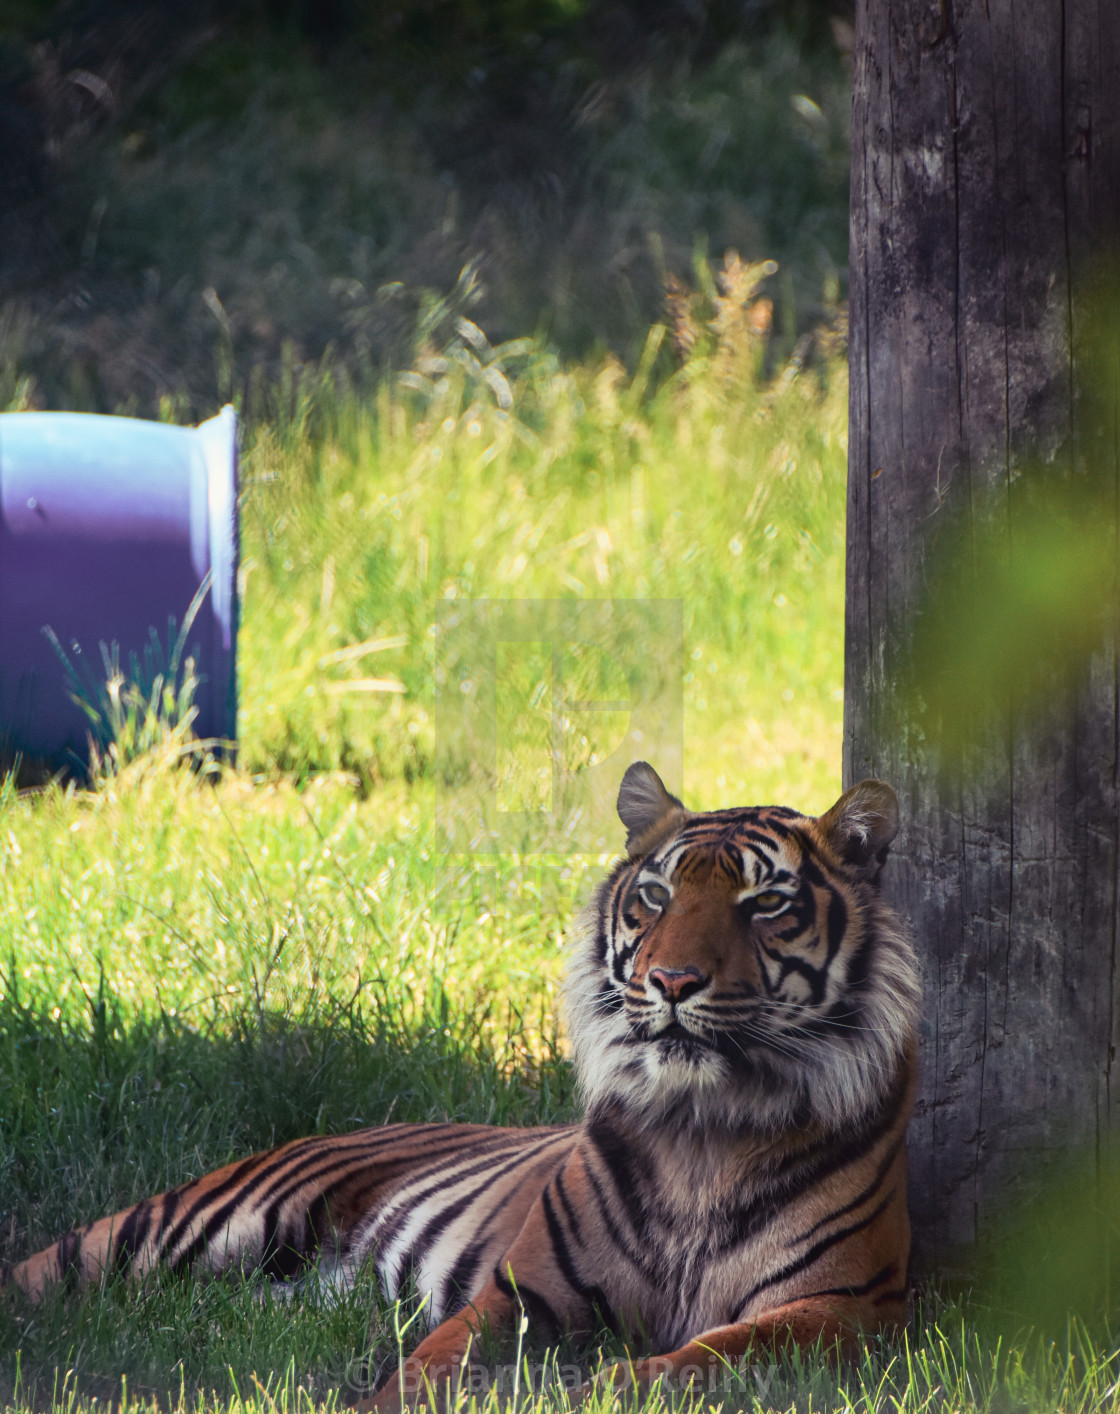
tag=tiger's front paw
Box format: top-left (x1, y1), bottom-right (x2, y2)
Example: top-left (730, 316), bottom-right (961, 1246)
top-left (362, 1357), bottom-right (472, 1414)
top-left (580, 1354), bottom-right (724, 1403)
top-left (359, 1371), bottom-right (402, 1414)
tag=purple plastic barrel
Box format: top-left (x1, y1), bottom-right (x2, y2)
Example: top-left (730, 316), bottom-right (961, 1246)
top-left (0, 406), bottom-right (238, 769)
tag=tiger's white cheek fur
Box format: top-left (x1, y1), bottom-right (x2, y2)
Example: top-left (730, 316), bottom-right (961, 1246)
top-left (768, 969), bottom-right (812, 1007)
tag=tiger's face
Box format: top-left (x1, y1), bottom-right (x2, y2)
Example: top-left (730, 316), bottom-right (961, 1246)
top-left (565, 762), bottom-right (919, 1135)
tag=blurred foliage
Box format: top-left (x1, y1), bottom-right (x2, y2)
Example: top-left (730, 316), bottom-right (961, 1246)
top-left (0, 0), bottom-right (56, 37)
top-left (0, 0), bottom-right (852, 414)
top-left (230, 0), bottom-right (850, 69)
top-left (908, 472), bottom-right (1116, 748)
top-left (976, 1153), bottom-right (1120, 1343)
top-left (257, 0), bottom-right (589, 57)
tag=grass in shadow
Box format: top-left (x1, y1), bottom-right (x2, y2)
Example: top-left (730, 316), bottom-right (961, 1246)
top-left (0, 979), bottom-right (574, 1405)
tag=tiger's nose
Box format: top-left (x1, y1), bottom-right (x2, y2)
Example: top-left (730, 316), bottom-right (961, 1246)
top-left (648, 965), bottom-right (709, 1003)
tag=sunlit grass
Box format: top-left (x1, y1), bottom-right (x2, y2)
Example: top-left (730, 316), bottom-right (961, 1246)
top-left (236, 309), bottom-right (848, 818)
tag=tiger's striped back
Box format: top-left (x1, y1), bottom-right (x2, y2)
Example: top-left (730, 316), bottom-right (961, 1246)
top-left (9, 1123), bottom-right (576, 1319)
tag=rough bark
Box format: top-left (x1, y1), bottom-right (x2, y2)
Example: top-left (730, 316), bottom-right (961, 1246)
top-left (846, 0), bottom-right (1120, 1259)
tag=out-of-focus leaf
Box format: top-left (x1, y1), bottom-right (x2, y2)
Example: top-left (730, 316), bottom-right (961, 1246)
top-left (908, 475), bottom-right (1118, 750)
top-left (977, 1152), bottom-right (1120, 1340)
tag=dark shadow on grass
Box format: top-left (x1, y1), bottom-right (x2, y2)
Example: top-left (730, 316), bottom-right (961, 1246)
top-left (0, 980), bottom-right (577, 1407)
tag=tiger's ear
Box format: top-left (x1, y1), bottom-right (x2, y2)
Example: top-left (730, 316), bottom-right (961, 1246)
top-left (817, 779), bottom-right (899, 869)
top-left (617, 761), bottom-right (687, 855)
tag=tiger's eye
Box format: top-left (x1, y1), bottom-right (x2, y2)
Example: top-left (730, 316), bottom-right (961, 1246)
top-left (639, 881), bottom-right (671, 911)
top-left (753, 890), bottom-right (786, 912)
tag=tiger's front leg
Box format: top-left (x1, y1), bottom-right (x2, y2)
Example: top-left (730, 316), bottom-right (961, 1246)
top-left (363, 1275), bottom-right (518, 1413)
top-left (363, 1158), bottom-right (601, 1412)
top-left (598, 1295), bottom-right (888, 1396)
top-left (365, 1263), bottom-right (599, 1412)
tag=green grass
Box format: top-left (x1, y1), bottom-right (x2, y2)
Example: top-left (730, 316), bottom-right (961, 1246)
top-left (3, 335), bottom-right (1117, 1411)
top-left (233, 295), bottom-right (848, 815)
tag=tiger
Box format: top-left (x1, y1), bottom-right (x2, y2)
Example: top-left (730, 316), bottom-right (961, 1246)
top-left (5, 762), bottom-right (919, 1407)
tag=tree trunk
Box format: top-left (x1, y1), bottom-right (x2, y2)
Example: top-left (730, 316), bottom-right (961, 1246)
top-left (846, 0), bottom-right (1120, 1260)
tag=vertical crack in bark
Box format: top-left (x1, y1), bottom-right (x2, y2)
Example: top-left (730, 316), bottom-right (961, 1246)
top-left (1060, 0), bottom-right (1076, 450)
top-left (1059, 0), bottom-right (1093, 1182)
top-left (1109, 408), bottom-right (1120, 1152)
top-left (885, 0), bottom-right (900, 767)
top-left (860, 0), bottom-right (875, 781)
top-left (997, 0), bottom-right (1014, 1037)
top-left (1107, 72), bottom-right (1120, 1155)
top-left (995, 0), bottom-right (1013, 1227)
top-left (948, 4), bottom-right (990, 1241)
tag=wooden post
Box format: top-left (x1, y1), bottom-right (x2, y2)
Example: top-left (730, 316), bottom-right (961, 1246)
top-left (846, 0), bottom-right (1120, 1258)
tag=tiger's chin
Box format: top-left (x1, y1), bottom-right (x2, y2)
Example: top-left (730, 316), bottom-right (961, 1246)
top-left (584, 1040), bottom-right (797, 1137)
top-left (579, 1013), bottom-right (883, 1139)
top-left (650, 1031), bottom-right (726, 1076)
top-left (632, 1023), bottom-right (741, 1099)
